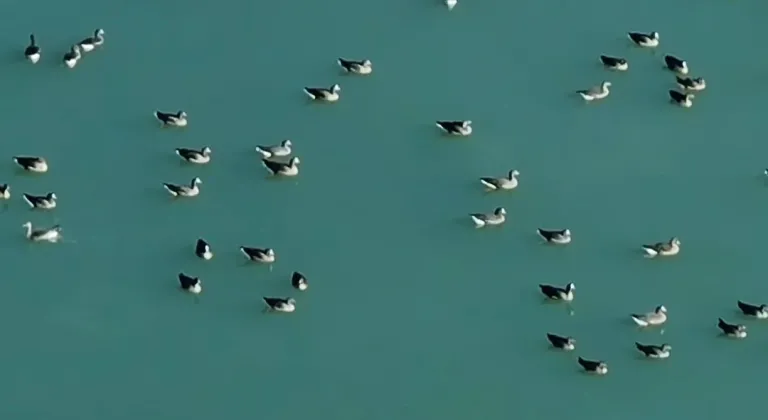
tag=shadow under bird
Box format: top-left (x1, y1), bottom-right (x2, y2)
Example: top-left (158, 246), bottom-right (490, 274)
top-left (292, 271), bottom-right (308, 291)
top-left (737, 301), bottom-right (768, 319)
top-left (262, 157), bottom-right (300, 176)
top-left (718, 318), bottom-right (747, 338)
top-left (641, 237), bottom-right (680, 257)
top-left (163, 177), bottom-right (202, 197)
top-left (436, 120), bottom-right (472, 136)
top-left (255, 140), bottom-right (292, 159)
top-left (669, 90), bottom-right (694, 108)
top-left (470, 207), bottom-right (506, 228)
top-left (263, 297), bottom-right (296, 313)
top-left (663, 54), bottom-right (689, 75)
top-left (78, 29), bottom-right (105, 52)
top-left (627, 31), bottom-right (659, 48)
top-left (337, 58), bottom-right (373, 75)
top-left (154, 110), bottom-right (188, 127)
top-left (178, 272), bottom-right (202, 294)
top-left (479, 169), bottom-right (519, 190)
top-left (537, 228), bottom-right (571, 244)
top-left (599, 55), bottom-right (628, 71)
top-left (176, 147), bottom-right (211, 164)
top-left (577, 81), bottom-right (611, 101)
top-left (546, 333), bottom-right (575, 351)
top-left (22, 221), bottom-right (61, 242)
top-left (22, 192), bottom-right (57, 210)
top-left (195, 238), bottom-right (213, 260)
top-left (304, 84), bottom-right (341, 102)
top-left (539, 283), bottom-right (575, 301)
top-left (578, 357), bottom-right (608, 375)
top-left (24, 34), bottom-right (41, 63)
top-left (13, 156), bottom-right (48, 173)
top-left (676, 76), bottom-right (706, 92)
top-left (635, 342), bottom-right (671, 359)
top-left (631, 305), bottom-right (667, 327)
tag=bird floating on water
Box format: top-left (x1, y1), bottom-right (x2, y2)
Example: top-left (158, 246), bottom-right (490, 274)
top-left (155, 110), bottom-right (188, 127)
top-left (163, 177), bottom-right (202, 197)
top-left (62, 45), bottom-right (81, 68)
top-left (577, 81), bottom-right (611, 101)
top-left (628, 31), bottom-right (659, 48)
top-left (718, 318), bottom-right (747, 338)
top-left (24, 34), bottom-right (41, 63)
top-left (262, 157), bottom-right (300, 177)
top-left (578, 357), bottom-right (608, 375)
top-left (0, 184), bottom-right (9, 200)
top-left (22, 221), bottom-right (61, 242)
top-left (195, 238), bottom-right (213, 260)
top-left (599, 55), bottom-right (628, 71)
top-left (292, 271), bottom-right (308, 291)
top-left (240, 246), bottom-right (276, 264)
top-left (22, 192), bottom-right (57, 210)
top-left (263, 297), bottom-right (296, 313)
top-left (304, 84), bottom-right (341, 102)
top-left (537, 228), bottom-right (572, 245)
top-left (737, 301), bottom-right (768, 319)
top-left (13, 156), bottom-right (48, 173)
top-left (631, 305), bottom-right (667, 327)
top-left (642, 237), bottom-right (681, 257)
top-left (436, 120), bottom-right (472, 136)
top-left (338, 58), bottom-right (373, 75)
top-left (255, 140), bottom-right (292, 159)
top-left (669, 90), bottom-right (694, 108)
top-left (479, 170), bottom-right (519, 190)
top-left (635, 343), bottom-right (671, 359)
top-left (470, 207), bottom-right (506, 228)
top-left (175, 147), bottom-right (211, 164)
top-left (546, 333), bottom-right (575, 351)
top-left (178, 272), bottom-right (202, 294)
top-left (664, 55), bottom-right (689, 75)
top-left (78, 29), bottom-right (105, 52)
top-left (539, 282), bottom-right (575, 301)
top-left (676, 76), bottom-right (706, 91)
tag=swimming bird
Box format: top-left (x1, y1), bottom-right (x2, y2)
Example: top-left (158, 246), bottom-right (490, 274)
top-left (262, 157), bottom-right (300, 177)
top-left (628, 31), bottom-right (659, 47)
top-left (255, 140), bottom-right (292, 159)
top-left (599, 55), bottom-right (628, 71)
top-left (338, 58), bottom-right (373, 75)
top-left (175, 147), bottom-right (211, 164)
top-left (292, 271), bottom-right (308, 291)
top-left (22, 221), bottom-right (61, 242)
top-left (163, 177), bottom-right (202, 197)
top-left (446, 0), bottom-right (457, 9)
top-left (737, 301), bottom-right (768, 319)
top-left (537, 228), bottom-right (572, 245)
top-left (718, 318), bottom-right (747, 338)
top-left (78, 29), bottom-right (105, 52)
top-left (154, 110), bottom-right (188, 127)
top-left (635, 343), bottom-right (671, 359)
top-left (546, 333), bottom-right (575, 351)
top-left (577, 357), bottom-right (608, 375)
top-left (24, 34), bottom-right (41, 63)
top-left (676, 76), bottom-right (706, 91)
top-left (664, 55), bottom-right (689, 75)
top-left (0, 184), bottom-right (10, 199)
top-left (631, 305), bottom-right (667, 327)
top-left (13, 156), bottom-right (48, 173)
top-left (22, 192), bottom-right (57, 210)
top-left (577, 81), bottom-right (611, 101)
top-left (263, 297), bottom-right (296, 313)
top-left (304, 84), bottom-right (341, 102)
top-left (62, 45), bottom-right (81, 68)
top-left (539, 283), bottom-right (575, 301)
top-left (479, 170), bottom-right (519, 190)
top-left (240, 246), bottom-right (276, 263)
top-left (642, 237), bottom-right (681, 257)
top-left (178, 272), bottom-right (202, 294)
top-left (669, 90), bottom-right (694, 108)
top-left (195, 238), bottom-right (213, 260)
top-left (470, 207), bottom-right (506, 228)
top-left (436, 120), bottom-right (472, 136)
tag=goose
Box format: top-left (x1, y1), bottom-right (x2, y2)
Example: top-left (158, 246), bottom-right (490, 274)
top-left (599, 55), bottom-right (628, 71)
top-left (737, 301), bottom-right (768, 319)
top-left (669, 90), bottom-right (695, 108)
top-left (631, 305), bottom-right (667, 327)
top-left (24, 34), bottom-right (41, 63)
top-left (628, 31), bottom-right (659, 47)
top-left (163, 177), bottom-right (202, 197)
top-left (178, 272), bottom-right (202, 294)
top-left (436, 120), bottom-right (472, 136)
top-left (537, 228), bottom-right (572, 245)
top-left (577, 357), bottom-right (608, 375)
top-left (154, 110), bottom-right (188, 127)
top-left (175, 147), bottom-right (211, 164)
top-left (718, 318), bottom-right (747, 338)
top-left (337, 58), bottom-right (373, 75)
top-left (304, 84), bottom-right (341, 102)
top-left (263, 297), bottom-right (296, 313)
top-left (78, 29), bottom-right (105, 52)
top-left (262, 157), bottom-right (300, 176)
top-left (479, 169), bottom-right (519, 190)
top-left (292, 271), bottom-right (308, 291)
top-left (62, 45), bottom-right (81, 68)
top-left (635, 343), bottom-right (671, 359)
top-left (195, 238), bottom-right (213, 260)
top-left (255, 140), bottom-right (292, 159)
top-left (240, 246), bottom-right (276, 263)
top-left (546, 333), bottom-right (575, 351)
top-left (22, 221), bottom-right (61, 242)
top-left (13, 156), bottom-right (48, 173)
top-left (0, 184), bottom-right (10, 199)
top-left (577, 81), bottom-right (611, 101)
top-left (446, 0), bottom-right (457, 9)
top-left (22, 192), bottom-right (57, 210)
top-left (470, 207), bottom-right (506, 228)
top-left (539, 283), bottom-right (575, 301)
top-left (664, 55), bottom-right (689, 75)
top-left (676, 76), bottom-right (706, 91)
top-left (642, 237), bottom-right (681, 257)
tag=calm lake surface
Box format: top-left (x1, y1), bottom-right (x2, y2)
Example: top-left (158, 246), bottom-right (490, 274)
top-left (1, 0), bottom-right (767, 418)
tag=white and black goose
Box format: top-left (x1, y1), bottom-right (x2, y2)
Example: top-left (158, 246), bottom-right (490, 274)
top-left (669, 90), bottom-right (695, 108)
top-left (628, 31), bottom-right (659, 47)
top-left (178, 272), bottom-right (202, 294)
top-left (78, 29), bottom-right (105, 52)
top-left (631, 305), bottom-right (667, 327)
top-left (262, 157), bottom-right (300, 177)
top-left (436, 120), bottom-right (472, 136)
top-left (577, 81), bottom-right (611, 101)
top-left (718, 318), bottom-right (747, 338)
top-left (175, 147), bottom-right (211, 164)
top-left (255, 140), bottom-right (292, 159)
top-left (338, 58), bottom-right (373, 75)
top-left (470, 207), bottom-right (506, 228)
top-left (263, 297), bottom-right (296, 313)
top-left (22, 192), bottom-right (57, 210)
top-left (292, 271), bottom-right (308, 291)
top-left (635, 342), bottom-right (671, 359)
top-left (22, 221), bottom-right (61, 242)
top-left (154, 110), bottom-right (188, 127)
top-left (195, 238), bottom-right (213, 260)
top-left (304, 84), bottom-right (341, 102)
top-left (240, 246), bottom-right (276, 263)
top-left (663, 55), bottom-right (689, 75)
top-left (539, 282), bottom-right (575, 301)
top-left (676, 76), bottom-right (706, 92)
top-left (737, 300), bottom-right (768, 319)
top-left (546, 333), bottom-right (575, 351)
top-left (62, 45), bottom-right (81, 68)
top-left (24, 34), bottom-right (41, 63)
top-left (600, 55), bottom-right (628, 71)
top-left (642, 237), bottom-right (681, 257)
top-left (163, 177), bottom-right (202, 197)
top-left (0, 184), bottom-right (10, 200)
top-left (537, 228), bottom-right (572, 245)
top-left (13, 156), bottom-right (48, 173)
top-left (480, 169), bottom-right (519, 190)
top-left (578, 357), bottom-right (608, 375)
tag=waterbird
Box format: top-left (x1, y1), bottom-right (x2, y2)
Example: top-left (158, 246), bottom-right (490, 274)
top-left (577, 81), bottom-right (611, 101)
top-left (635, 343), bottom-right (671, 359)
top-left (631, 305), bottom-right (667, 327)
top-left (178, 272), bottom-right (202, 294)
top-left (642, 237), bottom-right (681, 257)
top-left (62, 45), bottom-right (81, 68)
top-left (676, 76), bottom-right (706, 91)
top-left (292, 271), bottom-right (308, 291)
top-left (195, 238), bottom-right (213, 260)
top-left (599, 55), bottom-right (628, 71)
top-left (718, 318), bottom-right (747, 338)
top-left (163, 177), bottom-right (202, 197)
top-left (469, 207), bottom-right (506, 228)
top-left (13, 156), bottom-right (48, 173)
top-left (628, 31), bottom-right (659, 47)
top-left (255, 140), bottom-right (292, 159)
top-left (22, 221), bottom-right (61, 242)
top-left (539, 283), bottom-right (575, 301)
top-left (240, 246), bottom-right (276, 264)
top-left (0, 184), bottom-right (10, 199)
top-left (263, 297), bottom-right (296, 313)
top-left (446, 0), bottom-right (457, 9)
top-left (664, 55), bottom-right (689, 75)
top-left (546, 333), bottom-right (575, 351)
top-left (577, 357), bottom-right (607, 375)
top-left (24, 34), bottom-right (41, 63)
top-left (337, 58), bottom-right (372, 75)
top-left (304, 84), bottom-right (341, 102)
top-left (155, 110), bottom-right (188, 127)
top-left (537, 228), bottom-right (571, 244)
top-left (737, 301), bottom-right (768, 319)
top-left (78, 29), bottom-right (105, 52)
top-left (175, 147), bottom-right (211, 164)
top-left (22, 192), bottom-right (57, 210)
top-left (479, 170), bottom-right (519, 190)
top-left (436, 120), bottom-right (472, 136)
top-left (262, 157), bottom-right (300, 176)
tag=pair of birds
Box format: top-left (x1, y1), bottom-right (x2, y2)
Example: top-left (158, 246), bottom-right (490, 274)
top-left (193, 239), bottom-right (280, 272)
top-left (255, 139), bottom-right (301, 176)
top-left (2, 157), bottom-right (51, 202)
top-left (176, 273), bottom-right (300, 312)
top-left (467, 207), bottom-right (572, 245)
top-left (715, 301), bottom-right (768, 339)
top-left (547, 333), bottom-right (672, 359)
top-left (301, 58), bottom-right (373, 102)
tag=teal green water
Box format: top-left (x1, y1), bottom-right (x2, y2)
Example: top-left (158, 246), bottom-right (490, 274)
top-left (1, 0), bottom-right (767, 418)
